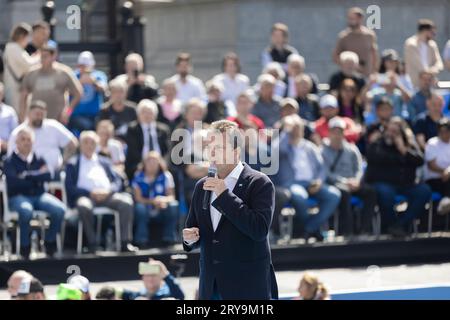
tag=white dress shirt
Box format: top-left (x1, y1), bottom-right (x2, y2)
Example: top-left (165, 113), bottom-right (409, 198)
top-left (77, 154), bottom-right (112, 192)
top-left (168, 74), bottom-right (207, 104)
top-left (210, 161), bottom-right (245, 231)
top-left (184, 161), bottom-right (245, 246)
top-left (141, 122), bottom-right (160, 157)
top-left (211, 73), bottom-right (250, 105)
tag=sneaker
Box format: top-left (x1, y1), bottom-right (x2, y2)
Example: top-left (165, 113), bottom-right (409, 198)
top-left (19, 246), bottom-right (30, 260)
top-left (437, 197), bottom-right (450, 216)
top-left (45, 242), bottom-right (57, 258)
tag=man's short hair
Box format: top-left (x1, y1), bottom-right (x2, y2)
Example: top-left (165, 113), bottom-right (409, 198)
top-left (295, 74), bottom-right (313, 88)
top-left (257, 73), bottom-right (277, 86)
top-left (339, 51), bottom-right (359, 64)
top-left (348, 7), bottom-right (365, 17)
top-left (237, 89), bottom-right (256, 104)
top-left (271, 23), bottom-right (289, 38)
top-left (287, 54), bottom-right (305, 68)
top-left (29, 100), bottom-right (47, 111)
top-left (80, 130), bottom-right (100, 144)
top-left (96, 286), bottom-right (116, 300)
top-left (417, 19), bottom-right (435, 32)
top-left (32, 21), bottom-right (50, 31)
top-left (185, 97), bottom-right (207, 114)
top-left (16, 127), bottom-right (35, 142)
top-left (125, 52), bottom-right (144, 71)
top-left (209, 120), bottom-right (243, 149)
top-left (176, 52), bottom-right (191, 65)
top-left (137, 99), bottom-right (158, 116)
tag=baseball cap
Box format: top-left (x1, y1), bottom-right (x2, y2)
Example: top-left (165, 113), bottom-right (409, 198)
top-left (17, 277), bottom-right (44, 296)
top-left (319, 94), bottom-right (338, 109)
top-left (68, 275), bottom-right (90, 293)
top-left (77, 51), bottom-right (95, 68)
top-left (56, 283), bottom-right (82, 300)
top-left (42, 40), bottom-right (58, 53)
top-left (329, 117), bottom-right (346, 130)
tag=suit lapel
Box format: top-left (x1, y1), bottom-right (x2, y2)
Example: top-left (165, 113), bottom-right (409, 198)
top-left (213, 163), bottom-right (250, 234)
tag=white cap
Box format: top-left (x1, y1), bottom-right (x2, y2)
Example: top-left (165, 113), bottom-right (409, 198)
top-left (68, 275), bottom-right (90, 293)
top-left (328, 117), bottom-right (346, 130)
top-left (319, 94), bottom-right (338, 109)
top-left (77, 51), bottom-right (95, 68)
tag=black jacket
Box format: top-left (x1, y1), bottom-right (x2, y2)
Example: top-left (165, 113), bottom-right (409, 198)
top-left (4, 152), bottom-right (51, 198)
top-left (124, 121), bottom-right (171, 181)
top-left (365, 138), bottom-right (424, 187)
top-left (183, 163), bottom-right (278, 300)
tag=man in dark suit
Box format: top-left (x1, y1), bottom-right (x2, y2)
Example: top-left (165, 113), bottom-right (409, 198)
top-left (125, 99), bottom-right (171, 181)
top-left (182, 120), bottom-right (278, 300)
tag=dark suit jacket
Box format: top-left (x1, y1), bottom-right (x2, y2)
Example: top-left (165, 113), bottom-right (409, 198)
top-left (183, 163), bottom-right (278, 300)
top-left (65, 155), bottom-right (123, 208)
top-left (124, 121), bottom-right (171, 180)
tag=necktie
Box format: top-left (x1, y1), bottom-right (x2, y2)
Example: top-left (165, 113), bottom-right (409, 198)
top-left (148, 127), bottom-right (154, 151)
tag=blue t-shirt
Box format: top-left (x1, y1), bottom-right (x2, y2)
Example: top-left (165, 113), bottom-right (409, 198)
top-left (71, 69), bottom-right (108, 117)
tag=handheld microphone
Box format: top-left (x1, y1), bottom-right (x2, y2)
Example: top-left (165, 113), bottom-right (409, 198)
top-left (202, 165), bottom-right (217, 210)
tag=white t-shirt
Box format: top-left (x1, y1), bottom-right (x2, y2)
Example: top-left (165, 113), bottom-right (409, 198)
top-left (424, 137), bottom-right (450, 180)
top-left (168, 74), bottom-right (206, 104)
top-left (211, 73), bottom-right (250, 105)
top-left (8, 119), bottom-right (74, 175)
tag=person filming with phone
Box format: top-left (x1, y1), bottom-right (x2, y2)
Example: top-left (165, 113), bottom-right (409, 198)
top-left (120, 259), bottom-right (185, 300)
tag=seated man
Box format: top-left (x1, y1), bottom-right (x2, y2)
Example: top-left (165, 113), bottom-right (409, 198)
top-left (124, 99), bottom-right (171, 181)
top-left (273, 114), bottom-right (341, 241)
top-left (120, 259), bottom-right (184, 300)
top-left (313, 94), bottom-right (361, 144)
top-left (424, 118), bottom-right (450, 216)
top-left (65, 131), bottom-right (137, 253)
top-left (132, 151), bottom-right (179, 248)
top-left (413, 93), bottom-right (445, 150)
top-left (328, 51), bottom-right (366, 93)
top-left (4, 127), bottom-right (65, 259)
top-left (8, 100), bottom-right (78, 179)
top-left (322, 117), bottom-right (377, 236)
top-left (365, 117), bottom-right (431, 237)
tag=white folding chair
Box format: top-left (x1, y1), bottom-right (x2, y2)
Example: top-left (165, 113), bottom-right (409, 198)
top-left (1, 175), bottom-right (62, 258)
top-left (54, 172), bottom-right (121, 254)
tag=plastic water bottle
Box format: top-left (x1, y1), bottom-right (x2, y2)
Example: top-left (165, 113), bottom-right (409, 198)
top-left (30, 231), bottom-right (39, 258)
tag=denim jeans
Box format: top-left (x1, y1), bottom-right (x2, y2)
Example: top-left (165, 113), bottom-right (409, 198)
top-left (289, 181), bottom-right (341, 234)
top-left (9, 193), bottom-right (66, 247)
top-left (372, 182), bottom-right (431, 227)
top-left (68, 115), bottom-right (96, 137)
top-left (134, 201), bottom-right (179, 244)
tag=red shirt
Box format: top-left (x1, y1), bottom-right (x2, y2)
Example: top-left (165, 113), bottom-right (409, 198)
top-left (227, 115), bottom-right (265, 130)
top-left (314, 116), bottom-right (361, 143)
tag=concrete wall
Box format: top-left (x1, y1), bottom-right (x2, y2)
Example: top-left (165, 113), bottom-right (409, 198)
top-left (139, 0), bottom-right (450, 84)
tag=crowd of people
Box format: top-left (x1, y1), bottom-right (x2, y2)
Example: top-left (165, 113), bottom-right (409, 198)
top-left (1, 7), bottom-right (450, 259)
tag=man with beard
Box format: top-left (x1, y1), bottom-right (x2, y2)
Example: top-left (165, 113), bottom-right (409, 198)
top-left (333, 7), bottom-right (379, 77)
top-left (8, 100), bottom-right (78, 179)
top-left (404, 19), bottom-right (443, 89)
top-left (365, 117), bottom-right (431, 238)
top-left (166, 52), bottom-right (206, 104)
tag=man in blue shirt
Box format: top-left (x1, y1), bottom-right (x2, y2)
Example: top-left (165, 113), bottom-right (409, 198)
top-left (69, 51), bottom-right (108, 136)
